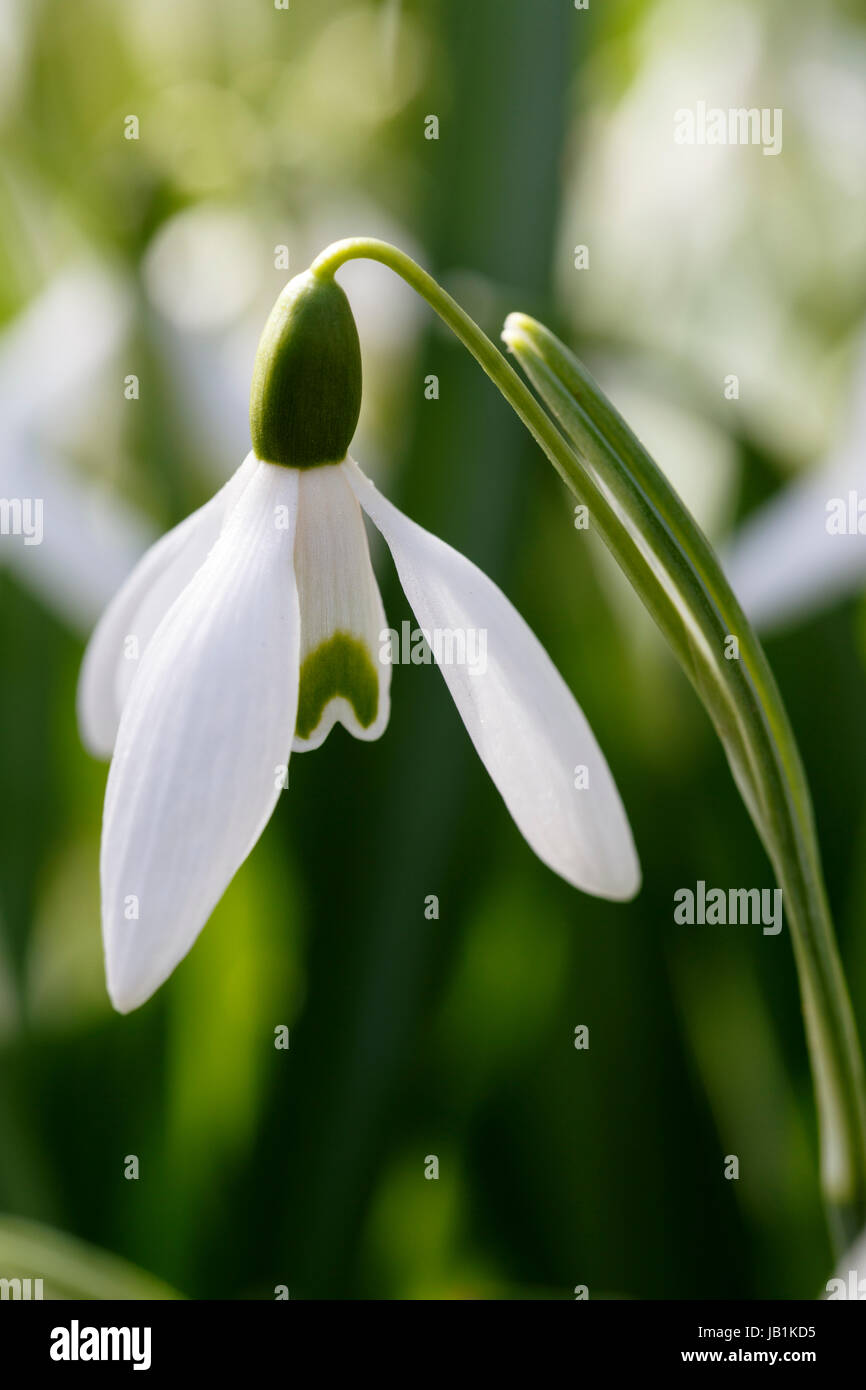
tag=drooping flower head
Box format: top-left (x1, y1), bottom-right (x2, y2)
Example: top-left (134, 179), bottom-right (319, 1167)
top-left (79, 265), bottom-right (639, 1012)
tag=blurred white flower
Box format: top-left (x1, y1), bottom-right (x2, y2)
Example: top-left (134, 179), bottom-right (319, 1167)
top-left (0, 266), bottom-right (153, 632)
top-left (561, 0), bottom-right (866, 464)
top-left (723, 337), bottom-right (866, 631)
top-left (825, 1223), bottom-right (866, 1299)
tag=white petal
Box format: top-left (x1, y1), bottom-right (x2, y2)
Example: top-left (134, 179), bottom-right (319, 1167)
top-left (77, 453), bottom-right (257, 758)
top-left (101, 461), bottom-right (300, 1013)
top-left (345, 459), bottom-right (640, 900)
top-left (291, 462), bottom-right (390, 752)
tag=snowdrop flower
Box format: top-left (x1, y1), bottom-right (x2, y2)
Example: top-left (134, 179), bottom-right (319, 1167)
top-left (78, 268), bottom-right (639, 1013)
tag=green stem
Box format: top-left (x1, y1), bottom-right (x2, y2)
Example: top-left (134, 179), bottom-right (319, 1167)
top-left (311, 237), bottom-right (866, 1252)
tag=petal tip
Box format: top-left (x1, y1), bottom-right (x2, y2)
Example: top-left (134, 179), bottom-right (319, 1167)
top-left (592, 840), bottom-right (642, 903)
top-left (105, 968), bottom-right (149, 1016)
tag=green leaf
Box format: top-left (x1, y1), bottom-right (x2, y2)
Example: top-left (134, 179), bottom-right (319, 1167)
top-left (501, 311), bottom-right (866, 1248)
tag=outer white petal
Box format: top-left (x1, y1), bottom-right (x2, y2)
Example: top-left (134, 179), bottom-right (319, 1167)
top-left (345, 458), bottom-right (640, 900)
top-left (101, 460), bottom-right (300, 1013)
top-left (77, 453), bottom-right (256, 758)
top-left (292, 462), bottom-right (390, 752)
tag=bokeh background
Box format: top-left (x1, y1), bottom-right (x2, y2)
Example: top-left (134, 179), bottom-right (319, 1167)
top-left (2, 0), bottom-right (866, 1299)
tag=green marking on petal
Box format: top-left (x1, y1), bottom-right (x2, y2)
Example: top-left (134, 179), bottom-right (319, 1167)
top-left (296, 632), bottom-right (379, 740)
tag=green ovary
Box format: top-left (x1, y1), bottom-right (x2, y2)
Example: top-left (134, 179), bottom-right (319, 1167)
top-left (295, 632), bottom-right (379, 740)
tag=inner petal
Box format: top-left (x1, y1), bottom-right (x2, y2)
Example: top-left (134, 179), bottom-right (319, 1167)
top-left (292, 462), bottom-right (390, 751)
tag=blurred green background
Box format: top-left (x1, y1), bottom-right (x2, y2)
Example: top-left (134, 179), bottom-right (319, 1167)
top-left (2, 0), bottom-right (866, 1299)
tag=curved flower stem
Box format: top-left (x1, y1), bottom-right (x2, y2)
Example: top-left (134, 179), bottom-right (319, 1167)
top-left (311, 237), bottom-right (866, 1251)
